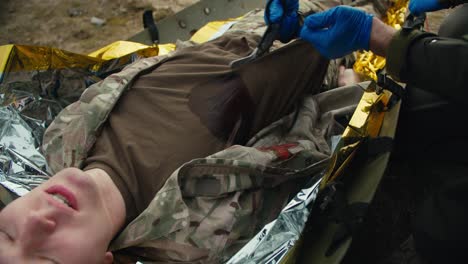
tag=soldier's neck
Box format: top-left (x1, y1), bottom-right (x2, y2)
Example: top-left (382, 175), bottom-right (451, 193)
top-left (84, 168), bottom-right (126, 237)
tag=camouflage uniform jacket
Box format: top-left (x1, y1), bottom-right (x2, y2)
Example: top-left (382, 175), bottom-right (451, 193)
top-left (42, 56), bottom-right (363, 263)
top-left (42, 1), bottom-right (383, 263)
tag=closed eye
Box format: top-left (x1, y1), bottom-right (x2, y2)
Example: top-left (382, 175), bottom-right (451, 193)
top-left (0, 229), bottom-right (13, 258)
top-left (0, 229), bottom-right (59, 264)
top-left (40, 256), bottom-right (60, 264)
top-left (0, 229), bottom-right (13, 243)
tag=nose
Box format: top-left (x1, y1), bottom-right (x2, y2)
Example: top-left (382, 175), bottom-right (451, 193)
top-left (19, 212), bottom-right (56, 250)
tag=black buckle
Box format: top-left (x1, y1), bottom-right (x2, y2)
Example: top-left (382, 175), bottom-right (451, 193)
top-left (376, 72), bottom-right (405, 110)
top-left (377, 73), bottom-right (404, 98)
top-left (316, 181), bottom-right (369, 257)
top-left (403, 13), bottom-right (426, 32)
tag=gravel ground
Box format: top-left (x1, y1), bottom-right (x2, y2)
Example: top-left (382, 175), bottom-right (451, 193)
top-left (0, 0), bottom-right (198, 53)
top-left (0, 1), bottom-right (451, 53)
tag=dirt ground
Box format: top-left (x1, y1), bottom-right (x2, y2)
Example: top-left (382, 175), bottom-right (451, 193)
top-left (0, 0), bottom-right (198, 54)
top-left (0, 0), bottom-right (451, 53)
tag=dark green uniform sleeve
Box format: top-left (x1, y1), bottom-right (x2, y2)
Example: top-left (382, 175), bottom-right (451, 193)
top-left (386, 29), bottom-right (468, 104)
top-left (439, 0), bottom-right (468, 8)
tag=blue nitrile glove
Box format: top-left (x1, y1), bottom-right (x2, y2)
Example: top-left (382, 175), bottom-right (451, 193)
top-left (299, 6), bottom-right (374, 59)
top-left (409, 0), bottom-right (443, 15)
top-left (264, 0), bottom-right (300, 43)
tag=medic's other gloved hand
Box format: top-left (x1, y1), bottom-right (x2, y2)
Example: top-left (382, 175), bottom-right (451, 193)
top-left (409, 0), bottom-right (443, 15)
top-left (264, 0), bottom-right (300, 43)
top-left (299, 6), bottom-right (373, 59)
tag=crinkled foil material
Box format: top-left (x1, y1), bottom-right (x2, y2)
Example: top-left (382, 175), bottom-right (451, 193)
top-left (227, 177), bottom-right (323, 264)
top-left (353, 0), bottom-right (408, 81)
top-left (0, 106), bottom-right (49, 195)
top-left (0, 42), bottom-right (163, 197)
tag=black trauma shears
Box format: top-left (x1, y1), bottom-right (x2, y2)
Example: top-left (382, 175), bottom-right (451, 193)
top-left (229, 23), bottom-right (281, 68)
top-left (229, 0), bottom-right (287, 69)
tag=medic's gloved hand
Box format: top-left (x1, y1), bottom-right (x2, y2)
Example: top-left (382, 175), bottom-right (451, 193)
top-left (409, 0), bottom-right (443, 15)
top-left (264, 0), bottom-right (300, 43)
top-left (299, 6), bottom-right (373, 59)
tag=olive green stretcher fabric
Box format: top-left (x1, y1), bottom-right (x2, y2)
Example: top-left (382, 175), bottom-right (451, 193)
top-left (386, 3), bottom-right (468, 104)
top-left (83, 33), bottom-right (327, 222)
top-left (441, 0), bottom-right (467, 7)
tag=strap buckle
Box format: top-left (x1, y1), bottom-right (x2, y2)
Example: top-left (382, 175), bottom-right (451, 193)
top-left (403, 13), bottom-right (426, 32)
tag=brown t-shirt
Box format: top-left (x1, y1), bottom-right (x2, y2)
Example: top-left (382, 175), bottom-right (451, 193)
top-left (83, 33), bottom-right (327, 222)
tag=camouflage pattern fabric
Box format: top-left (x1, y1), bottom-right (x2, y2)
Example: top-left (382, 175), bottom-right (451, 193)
top-left (42, 54), bottom-right (173, 173)
top-left (109, 85), bottom-right (364, 263)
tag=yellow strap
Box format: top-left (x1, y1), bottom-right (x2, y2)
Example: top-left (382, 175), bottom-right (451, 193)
top-left (86, 18), bottom-right (241, 59)
top-left (88, 40), bottom-right (158, 59)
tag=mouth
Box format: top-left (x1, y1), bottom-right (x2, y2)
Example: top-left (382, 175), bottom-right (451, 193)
top-left (45, 185), bottom-right (78, 211)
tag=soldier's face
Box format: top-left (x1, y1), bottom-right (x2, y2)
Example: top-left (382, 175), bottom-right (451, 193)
top-left (0, 168), bottom-right (114, 264)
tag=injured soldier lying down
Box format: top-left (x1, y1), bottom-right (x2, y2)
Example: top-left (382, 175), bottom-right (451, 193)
top-left (0, 1), bottom-right (383, 263)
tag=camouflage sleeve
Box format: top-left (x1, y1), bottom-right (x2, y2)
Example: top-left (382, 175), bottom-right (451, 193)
top-left (440, 0), bottom-right (468, 8)
top-left (387, 28), bottom-right (468, 104)
top-left (41, 55), bottom-right (169, 173)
